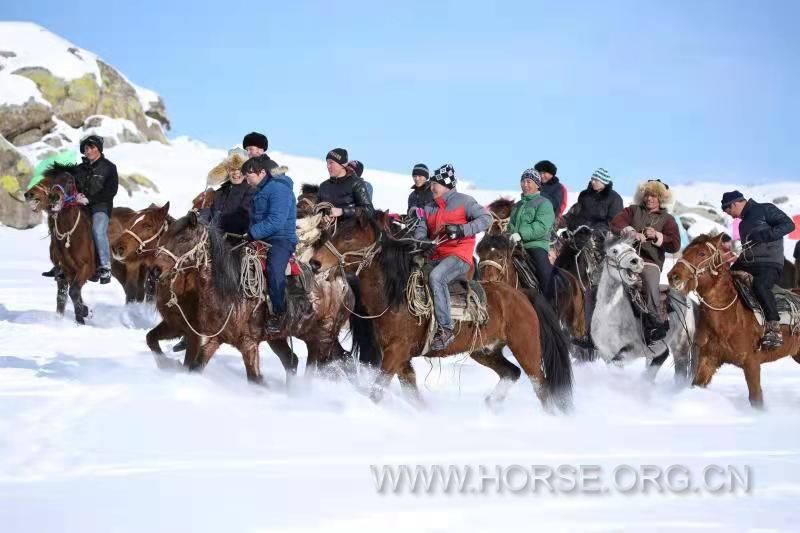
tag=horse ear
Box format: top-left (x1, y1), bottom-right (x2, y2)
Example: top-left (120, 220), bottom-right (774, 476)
top-left (161, 201), bottom-right (170, 215)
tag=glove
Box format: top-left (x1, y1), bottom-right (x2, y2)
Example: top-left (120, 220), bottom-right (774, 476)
top-left (416, 239), bottom-right (436, 258)
top-left (445, 224), bottom-right (465, 239)
top-left (509, 232), bottom-right (522, 243)
top-left (75, 193), bottom-right (89, 206)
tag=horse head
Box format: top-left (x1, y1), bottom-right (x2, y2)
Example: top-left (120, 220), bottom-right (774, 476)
top-left (297, 183), bottom-right (320, 218)
top-left (112, 202), bottom-right (171, 262)
top-left (151, 212), bottom-right (206, 276)
top-left (42, 163), bottom-right (80, 214)
top-left (486, 197), bottom-right (515, 235)
top-left (668, 233), bottom-right (728, 294)
top-left (476, 233), bottom-right (515, 283)
top-left (23, 175), bottom-right (55, 213)
top-left (604, 236), bottom-right (644, 286)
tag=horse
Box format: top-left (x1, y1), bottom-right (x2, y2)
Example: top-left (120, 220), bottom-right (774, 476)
top-left (311, 210), bottom-right (574, 412)
top-left (191, 188), bottom-right (215, 210)
top-left (476, 233), bottom-right (585, 346)
top-left (148, 214), bottom-right (371, 383)
top-left (592, 236), bottom-right (697, 384)
top-left (24, 173), bottom-right (156, 303)
top-left (668, 233), bottom-right (800, 407)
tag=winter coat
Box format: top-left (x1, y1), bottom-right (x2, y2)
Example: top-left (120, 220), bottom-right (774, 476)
top-left (507, 193), bottom-right (555, 251)
top-left (735, 199), bottom-right (795, 269)
top-left (407, 182), bottom-right (434, 212)
top-left (199, 181), bottom-right (254, 236)
top-left (540, 177), bottom-right (567, 218)
top-left (74, 155), bottom-right (118, 216)
top-left (794, 240), bottom-right (800, 263)
top-left (565, 182), bottom-right (624, 233)
top-left (248, 170), bottom-right (298, 244)
top-left (414, 189), bottom-right (492, 266)
top-left (318, 172), bottom-right (375, 218)
top-left (610, 205), bottom-right (681, 269)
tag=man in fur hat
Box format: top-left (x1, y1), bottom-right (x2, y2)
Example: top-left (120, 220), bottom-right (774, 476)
top-left (198, 150), bottom-right (254, 236)
top-left (242, 132), bottom-right (268, 159)
top-left (610, 179), bottom-right (681, 344)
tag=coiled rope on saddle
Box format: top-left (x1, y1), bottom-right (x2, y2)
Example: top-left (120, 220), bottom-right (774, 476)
top-left (240, 242), bottom-right (268, 305)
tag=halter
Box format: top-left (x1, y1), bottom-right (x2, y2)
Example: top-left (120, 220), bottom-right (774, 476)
top-left (478, 240), bottom-right (518, 288)
top-left (49, 183), bottom-right (83, 249)
top-left (675, 241), bottom-right (738, 311)
top-left (123, 213), bottom-right (170, 255)
top-left (488, 212), bottom-right (510, 233)
top-left (323, 237), bottom-right (381, 277)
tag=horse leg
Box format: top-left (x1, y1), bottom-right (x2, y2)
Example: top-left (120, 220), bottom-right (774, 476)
top-left (136, 264), bottom-right (148, 302)
top-left (239, 339), bottom-right (263, 384)
top-left (470, 345), bottom-right (521, 407)
top-left (505, 324), bottom-right (549, 408)
top-left (397, 361), bottom-right (426, 408)
top-left (56, 274), bottom-right (68, 315)
top-left (266, 338), bottom-right (299, 383)
top-left (370, 345), bottom-right (408, 403)
top-left (122, 264), bottom-right (140, 303)
top-left (68, 282), bottom-right (88, 325)
top-left (693, 356), bottom-right (720, 388)
top-left (743, 358), bottom-right (764, 409)
top-left (189, 336), bottom-right (218, 373)
top-left (146, 320), bottom-right (180, 354)
top-left (144, 268), bottom-right (158, 303)
top-left (643, 349), bottom-right (669, 382)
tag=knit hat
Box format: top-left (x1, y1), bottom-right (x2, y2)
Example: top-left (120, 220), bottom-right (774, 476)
top-left (80, 134), bottom-right (104, 154)
top-left (520, 168), bottom-right (542, 188)
top-left (326, 148), bottom-right (348, 166)
top-left (721, 190), bottom-right (745, 210)
top-left (534, 160), bottom-right (557, 176)
top-left (348, 160), bottom-right (364, 177)
top-left (430, 164), bottom-right (457, 189)
top-left (590, 167), bottom-right (612, 185)
top-left (242, 131), bottom-right (268, 151)
top-left (412, 163), bottom-right (430, 179)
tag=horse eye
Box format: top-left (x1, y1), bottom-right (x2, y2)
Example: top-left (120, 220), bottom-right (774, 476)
top-left (612, 249), bottom-right (618, 255)
top-left (698, 252), bottom-right (706, 257)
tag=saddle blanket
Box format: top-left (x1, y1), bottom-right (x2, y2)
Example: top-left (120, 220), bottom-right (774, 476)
top-left (732, 271), bottom-right (800, 332)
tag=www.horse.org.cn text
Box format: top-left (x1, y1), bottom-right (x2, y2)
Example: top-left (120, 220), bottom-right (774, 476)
top-left (371, 464), bottom-right (753, 496)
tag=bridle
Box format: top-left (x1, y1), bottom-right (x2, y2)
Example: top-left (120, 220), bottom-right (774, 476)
top-left (123, 213), bottom-right (169, 255)
top-left (49, 183), bottom-right (83, 249)
top-left (675, 241), bottom-right (738, 311)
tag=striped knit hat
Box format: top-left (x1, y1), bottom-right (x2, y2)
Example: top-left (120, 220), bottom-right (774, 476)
top-left (590, 168), bottom-right (612, 185)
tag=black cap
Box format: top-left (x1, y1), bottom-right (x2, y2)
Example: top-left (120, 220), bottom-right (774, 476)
top-left (534, 160), bottom-right (557, 176)
top-left (80, 134), bottom-right (104, 154)
top-left (326, 148), bottom-right (348, 165)
top-left (721, 190), bottom-right (745, 210)
top-left (349, 160), bottom-right (364, 177)
top-left (412, 163), bottom-right (429, 179)
top-left (242, 132), bottom-right (268, 151)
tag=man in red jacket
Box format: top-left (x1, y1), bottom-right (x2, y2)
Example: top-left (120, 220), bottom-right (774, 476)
top-left (414, 164), bottom-right (492, 350)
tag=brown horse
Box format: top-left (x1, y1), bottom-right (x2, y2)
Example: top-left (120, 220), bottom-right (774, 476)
top-left (191, 188), bottom-right (215, 210)
top-left (668, 233), bottom-right (800, 407)
top-left (24, 174), bottom-right (156, 303)
top-left (311, 211), bottom-right (573, 411)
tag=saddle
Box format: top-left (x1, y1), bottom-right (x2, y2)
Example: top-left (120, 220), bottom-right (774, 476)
top-left (731, 271), bottom-right (800, 333)
top-left (242, 242), bottom-right (315, 306)
top-left (411, 263), bottom-right (489, 325)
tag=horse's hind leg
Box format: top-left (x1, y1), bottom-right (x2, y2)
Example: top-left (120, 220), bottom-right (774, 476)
top-left (68, 282), bottom-right (88, 325)
top-left (505, 324), bottom-right (548, 408)
top-left (190, 336), bottom-right (219, 373)
top-left (370, 345), bottom-right (408, 403)
top-left (56, 274), bottom-right (68, 315)
top-left (266, 338), bottom-right (299, 383)
top-left (470, 344), bottom-right (521, 407)
top-left (743, 358), bottom-right (764, 409)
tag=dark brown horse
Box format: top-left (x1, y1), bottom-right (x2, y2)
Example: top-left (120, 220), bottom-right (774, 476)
top-left (25, 174), bottom-right (156, 303)
top-left (668, 233), bottom-right (800, 407)
top-left (311, 211), bottom-right (573, 411)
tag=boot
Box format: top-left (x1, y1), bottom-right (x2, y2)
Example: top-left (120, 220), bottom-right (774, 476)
top-left (265, 313), bottom-right (284, 336)
top-left (98, 267), bottom-right (112, 284)
top-left (430, 326), bottom-right (455, 351)
top-left (42, 265), bottom-right (62, 278)
top-left (172, 338), bottom-right (187, 352)
top-left (645, 315), bottom-right (669, 345)
top-left (761, 321), bottom-right (783, 349)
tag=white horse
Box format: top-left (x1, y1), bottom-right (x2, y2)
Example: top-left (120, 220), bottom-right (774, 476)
top-left (592, 237), bottom-right (697, 384)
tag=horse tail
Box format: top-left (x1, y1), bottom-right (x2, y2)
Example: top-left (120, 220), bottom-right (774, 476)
top-left (347, 275), bottom-right (382, 368)
top-left (526, 290), bottom-right (573, 412)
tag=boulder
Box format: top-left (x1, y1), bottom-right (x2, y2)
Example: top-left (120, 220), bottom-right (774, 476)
top-left (0, 135), bottom-right (41, 229)
top-left (13, 66), bottom-right (100, 128)
top-left (0, 97), bottom-right (54, 140)
top-left (119, 173), bottom-right (160, 197)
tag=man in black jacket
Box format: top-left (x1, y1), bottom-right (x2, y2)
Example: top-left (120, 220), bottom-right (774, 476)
top-left (723, 190), bottom-right (796, 347)
top-left (318, 148), bottom-right (374, 219)
top-left (534, 160), bottom-right (566, 218)
top-left (75, 135), bottom-right (119, 284)
top-left (564, 168), bottom-right (624, 233)
top-left (407, 163), bottom-right (433, 213)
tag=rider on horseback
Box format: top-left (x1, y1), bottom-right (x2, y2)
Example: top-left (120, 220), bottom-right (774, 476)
top-left (346, 160), bottom-right (374, 201)
top-left (242, 131), bottom-right (268, 159)
top-left (408, 163), bottom-right (433, 213)
top-left (318, 148), bottom-right (375, 219)
top-left (413, 164), bottom-right (492, 350)
top-left (242, 155), bottom-right (298, 335)
top-left (508, 169), bottom-right (556, 300)
top-left (722, 190), bottom-right (796, 348)
top-left (74, 134), bottom-right (119, 284)
top-left (533, 160), bottom-right (567, 219)
top-left (564, 168), bottom-right (623, 348)
top-left (198, 150), bottom-right (253, 236)
top-left (611, 179), bottom-right (680, 344)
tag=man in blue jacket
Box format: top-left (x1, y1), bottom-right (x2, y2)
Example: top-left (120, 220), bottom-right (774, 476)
top-left (242, 155), bottom-right (298, 335)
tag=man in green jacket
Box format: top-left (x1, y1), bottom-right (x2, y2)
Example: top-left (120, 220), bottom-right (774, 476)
top-left (508, 168), bottom-right (556, 299)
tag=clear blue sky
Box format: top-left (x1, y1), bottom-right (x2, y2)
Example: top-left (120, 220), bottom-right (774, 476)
top-left (3, 0), bottom-right (799, 192)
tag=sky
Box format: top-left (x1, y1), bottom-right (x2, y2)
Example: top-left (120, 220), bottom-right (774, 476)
top-left (2, 0), bottom-right (799, 192)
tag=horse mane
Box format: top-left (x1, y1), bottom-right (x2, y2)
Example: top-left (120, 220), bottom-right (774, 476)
top-left (43, 162), bottom-right (79, 180)
top-left (487, 197), bottom-right (515, 213)
top-left (687, 232), bottom-right (727, 248)
top-left (207, 224), bottom-right (242, 306)
top-left (477, 233), bottom-right (513, 255)
top-left (301, 183), bottom-right (320, 196)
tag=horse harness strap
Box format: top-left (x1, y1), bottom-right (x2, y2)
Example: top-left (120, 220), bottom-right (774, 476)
top-left (52, 210), bottom-right (82, 249)
top-left (676, 242), bottom-right (739, 311)
top-left (123, 215), bottom-right (170, 254)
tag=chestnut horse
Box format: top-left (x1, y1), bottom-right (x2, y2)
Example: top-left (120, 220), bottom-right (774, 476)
top-left (668, 233), bottom-right (800, 407)
top-left (24, 173), bottom-right (155, 303)
top-left (311, 211), bottom-right (573, 411)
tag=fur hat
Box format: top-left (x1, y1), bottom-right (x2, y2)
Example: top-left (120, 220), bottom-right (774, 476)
top-left (207, 152), bottom-right (248, 186)
top-left (534, 160), bottom-right (557, 176)
top-left (634, 179), bottom-right (674, 209)
top-left (242, 132), bottom-right (268, 151)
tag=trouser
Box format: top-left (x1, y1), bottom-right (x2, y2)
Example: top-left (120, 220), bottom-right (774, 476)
top-left (641, 263), bottom-right (662, 319)
top-left (91, 211), bottom-right (111, 269)
top-left (526, 247), bottom-right (554, 300)
top-left (266, 239), bottom-right (295, 315)
top-left (429, 256), bottom-right (470, 331)
top-left (733, 264), bottom-right (781, 321)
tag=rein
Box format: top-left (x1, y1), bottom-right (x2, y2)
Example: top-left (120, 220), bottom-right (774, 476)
top-left (676, 242), bottom-right (739, 312)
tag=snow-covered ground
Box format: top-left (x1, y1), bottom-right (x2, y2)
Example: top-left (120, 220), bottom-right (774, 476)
top-left (1, 140), bottom-right (800, 532)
